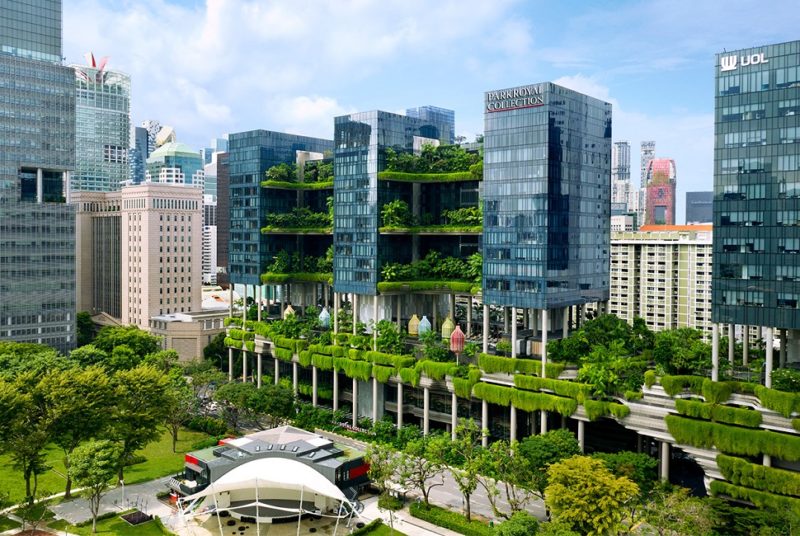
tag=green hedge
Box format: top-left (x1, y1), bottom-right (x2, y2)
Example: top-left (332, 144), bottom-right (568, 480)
top-left (661, 375), bottom-right (706, 396)
top-left (244, 341), bottom-right (255, 352)
top-left (513, 375), bottom-right (592, 401)
top-left (477, 354), bottom-right (563, 378)
top-left (260, 272), bottom-right (332, 284)
top-left (274, 347), bottom-right (294, 362)
top-left (378, 171), bottom-right (479, 183)
top-left (224, 337), bottom-right (241, 349)
top-left (366, 350), bottom-right (416, 370)
top-left (417, 360), bottom-right (456, 381)
top-left (399, 367), bottom-right (421, 387)
top-left (373, 365), bottom-right (395, 383)
top-left (409, 502), bottom-right (494, 536)
top-left (675, 399), bottom-right (762, 428)
top-left (453, 368), bottom-right (482, 399)
top-left (224, 317), bottom-right (242, 327)
top-left (312, 354), bottom-right (334, 371)
top-left (666, 415), bottom-right (800, 461)
top-left (261, 180), bottom-right (334, 190)
top-left (228, 328), bottom-right (247, 341)
top-left (511, 390), bottom-right (578, 416)
top-left (377, 281), bottom-right (475, 293)
top-left (473, 382), bottom-right (513, 407)
top-left (297, 382), bottom-right (333, 401)
top-left (333, 357), bottom-right (373, 381)
top-left (380, 225), bottom-right (483, 234)
top-left (261, 226), bottom-right (332, 234)
top-left (710, 480), bottom-right (800, 516)
top-left (702, 380), bottom-right (734, 404)
top-left (717, 454), bottom-right (800, 497)
top-left (298, 350), bottom-right (313, 367)
top-left (582, 400), bottom-right (630, 421)
top-left (794, 419), bottom-right (800, 432)
top-left (644, 370), bottom-right (657, 388)
top-left (273, 336), bottom-right (297, 352)
top-left (478, 353), bottom-right (516, 374)
top-left (755, 385), bottom-right (800, 418)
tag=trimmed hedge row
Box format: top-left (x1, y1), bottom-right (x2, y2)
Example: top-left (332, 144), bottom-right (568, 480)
top-left (399, 367), bottom-right (421, 387)
top-left (224, 317), bottom-right (242, 327)
top-left (755, 385), bottom-right (800, 418)
top-left (298, 350), bottom-right (313, 368)
top-left (274, 347), bottom-right (294, 362)
top-left (409, 502), bottom-right (494, 536)
top-left (260, 272), bottom-right (332, 284)
top-left (312, 354), bottom-right (334, 371)
top-left (477, 354), bottom-right (563, 378)
top-left (453, 368), bottom-right (482, 399)
top-left (717, 454), bottom-right (800, 498)
top-left (666, 415), bottom-right (800, 461)
top-left (472, 383), bottom-right (578, 415)
top-left (583, 400), bottom-right (631, 421)
top-left (373, 365), bottom-right (395, 384)
top-left (710, 480), bottom-right (800, 516)
top-left (514, 375), bottom-right (592, 401)
top-left (261, 180), bottom-right (334, 190)
top-left (378, 171), bottom-right (479, 183)
top-left (377, 281), bottom-right (475, 293)
top-left (661, 375), bottom-right (706, 396)
top-left (416, 360), bottom-right (456, 381)
top-left (674, 399), bottom-right (762, 428)
top-left (366, 350), bottom-right (416, 370)
top-left (333, 357), bottom-right (373, 381)
top-left (473, 382), bottom-right (513, 406)
top-left (308, 343), bottom-right (346, 357)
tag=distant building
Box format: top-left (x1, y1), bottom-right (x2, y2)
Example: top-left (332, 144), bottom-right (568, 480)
top-left (406, 105), bottom-right (455, 144)
top-left (686, 191), bottom-right (713, 224)
top-left (640, 141), bottom-right (656, 188)
top-left (145, 142), bottom-right (204, 187)
top-left (215, 152), bottom-right (230, 287)
top-left (202, 195), bottom-right (217, 284)
top-left (612, 141), bottom-right (631, 183)
top-left (149, 310), bottom-right (226, 362)
top-left (130, 126), bottom-right (149, 184)
top-left (645, 158), bottom-right (677, 225)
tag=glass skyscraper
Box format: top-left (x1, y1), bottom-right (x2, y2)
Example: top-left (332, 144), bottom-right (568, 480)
top-left (482, 82), bottom-right (611, 311)
top-left (405, 105), bottom-right (455, 144)
top-left (0, 0), bottom-right (77, 353)
top-left (712, 41), bottom-right (800, 353)
top-left (227, 130), bottom-right (332, 285)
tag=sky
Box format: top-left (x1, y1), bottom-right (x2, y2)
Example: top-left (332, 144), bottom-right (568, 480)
top-left (63, 0), bottom-right (800, 223)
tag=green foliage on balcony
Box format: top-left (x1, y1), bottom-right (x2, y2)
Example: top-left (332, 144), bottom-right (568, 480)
top-left (272, 335), bottom-right (298, 352)
top-left (244, 341), bottom-right (255, 352)
top-left (644, 370), bottom-right (657, 388)
top-left (308, 343), bottom-right (346, 358)
top-left (274, 347), bottom-right (294, 362)
top-left (333, 357), bottom-right (373, 381)
top-left (373, 365), bottom-right (395, 384)
top-left (451, 367), bottom-right (482, 399)
top-left (223, 337), bottom-right (240, 349)
top-left (583, 399), bottom-right (630, 421)
top-left (261, 272), bottom-right (332, 284)
top-left (665, 415), bottom-right (800, 461)
top-left (261, 180), bottom-right (334, 190)
top-left (477, 354), bottom-right (564, 378)
top-left (298, 350), bottom-right (313, 368)
top-left (511, 390), bottom-right (578, 416)
top-left (377, 281), bottom-right (476, 293)
top-left (297, 381), bottom-right (334, 400)
top-left (311, 354), bottom-right (334, 371)
top-left (660, 375), bottom-right (706, 396)
top-left (514, 375), bottom-right (592, 401)
top-left (365, 350), bottom-right (415, 370)
top-left (399, 367), bottom-right (421, 387)
top-left (717, 454), bottom-right (800, 497)
top-left (754, 385), bottom-right (800, 418)
top-left (224, 317), bottom-right (242, 327)
top-left (379, 225), bottom-right (483, 234)
top-left (416, 360), bottom-right (456, 381)
top-left (264, 159), bottom-right (333, 184)
top-left (473, 382), bottom-right (513, 407)
top-left (674, 399), bottom-right (762, 428)
top-left (378, 170), bottom-right (477, 183)
top-left (380, 251), bottom-right (482, 287)
top-left (227, 328), bottom-right (254, 341)
top-left (710, 480), bottom-right (800, 515)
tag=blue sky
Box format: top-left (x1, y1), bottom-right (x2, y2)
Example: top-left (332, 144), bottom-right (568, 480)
top-left (63, 0), bottom-right (800, 222)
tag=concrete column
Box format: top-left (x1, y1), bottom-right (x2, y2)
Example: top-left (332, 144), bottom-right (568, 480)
top-left (511, 306), bottom-right (518, 359)
top-left (466, 298), bottom-right (473, 338)
top-left (503, 307), bottom-right (509, 333)
top-left (509, 405), bottom-right (517, 443)
top-left (352, 294), bottom-right (359, 335)
top-left (764, 454), bottom-right (772, 467)
top-left (765, 327), bottom-right (774, 388)
top-left (333, 371), bottom-right (339, 411)
top-left (451, 392), bottom-right (458, 441)
top-left (432, 297), bottom-right (438, 333)
top-left (397, 382), bottom-right (403, 429)
top-left (660, 441), bottom-right (670, 482)
top-left (373, 294), bottom-right (379, 351)
top-left (333, 292), bottom-right (339, 335)
top-left (396, 296), bottom-right (402, 330)
top-left (482, 304), bottom-right (489, 354)
top-left (541, 309), bottom-right (549, 376)
top-left (274, 357), bottom-right (279, 385)
top-left (242, 351), bottom-right (248, 383)
top-left (481, 400), bottom-right (489, 447)
top-left (577, 420), bottom-right (585, 453)
top-left (257, 286), bottom-right (262, 322)
top-left (728, 323), bottom-right (735, 364)
top-left (781, 329), bottom-right (788, 368)
top-left (63, 170), bottom-right (71, 203)
top-left (712, 323), bottom-right (720, 382)
top-left (312, 366), bottom-right (318, 407)
top-left (531, 309), bottom-right (538, 337)
top-left (743, 326), bottom-right (750, 366)
top-left (352, 378), bottom-right (358, 427)
top-left (257, 353), bottom-right (262, 388)
top-left (36, 168), bottom-right (43, 203)
top-left (562, 307), bottom-right (569, 338)
top-left (371, 377), bottom-right (379, 424)
top-left (228, 347), bottom-right (233, 381)
top-left (324, 284), bottom-right (329, 309)
top-left (449, 294), bottom-right (456, 321)
top-left (423, 387), bottom-right (430, 435)
top-left (580, 303), bottom-right (587, 324)
top-left (229, 287), bottom-right (233, 318)
top-left (242, 285), bottom-right (248, 323)
top-left (292, 362), bottom-right (298, 395)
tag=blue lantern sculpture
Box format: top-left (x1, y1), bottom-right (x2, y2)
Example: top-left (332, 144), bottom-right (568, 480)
top-left (318, 307), bottom-right (331, 329)
top-left (418, 315), bottom-right (431, 338)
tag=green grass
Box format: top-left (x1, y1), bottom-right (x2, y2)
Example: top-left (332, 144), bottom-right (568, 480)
top-left (49, 514), bottom-right (171, 535)
top-left (363, 523), bottom-right (409, 536)
top-left (0, 428), bottom-right (209, 506)
top-left (0, 516), bottom-right (21, 531)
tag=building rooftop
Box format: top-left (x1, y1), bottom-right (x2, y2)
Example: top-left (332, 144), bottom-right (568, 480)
top-left (638, 224), bottom-right (712, 232)
top-left (148, 141), bottom-right (200, 161)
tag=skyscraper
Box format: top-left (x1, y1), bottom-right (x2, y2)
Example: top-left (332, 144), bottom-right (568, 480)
top-left (712, 40), bottom-right (800, 375)
top-left (644, 158), bottom-right (677, 225)
top-left (130, 126), bottom-right (149, 184)
top-left (71, 56), bottom-right (131, 192)
top-left (612, 141), bottom-right (631, 183)
top-left (405, 105), bottom-right (455, 144)
top-left (640, 140), bottom-right (656, 188)
top-left (0, 0), bottom-right (77, 353)
top-left (686, 191), bottom-right (713, 224)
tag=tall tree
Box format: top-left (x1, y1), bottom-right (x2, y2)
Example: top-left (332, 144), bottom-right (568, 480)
top-left (41, 366), bottom-right (114, 498)
top-left (69, 440), bottom-right (124, 534)
top-left (93, 325), bottom-right (161, 360)
top-left (247, 382), bottom-right (295, 429)
top-left (545, 456), bottom-right (638, 536)
top-left (449, 419), bottom-right (484, 521)
top-left (0, 341), bottom-right (68, 381)
top-left (396, 434), bottom-right (449, 505)
top-left (518, 429), bottom-right (581, 500)
top-left (214, 381), bottom-right (256, 432)
top-left (164, 373), bottom-right (197, 453)
top-left (144, 349), bottom-right (180, 374)
top-left (365, 442), bottom-right (399, 496)
top-left (480, 440), bottom-right (539, 519)
top-left (76, 311), bottom-right (95, 347)
top-left (68, 344), bottom-right (109, 367)
top-left (641, 486), bottom-right (714, 536)
top-left (110, 364), bottom-right (170, 481)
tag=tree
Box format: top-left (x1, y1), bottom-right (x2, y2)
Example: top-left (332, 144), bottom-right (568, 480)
top-left (214, 381), bottom-right (256, 432)
top-left (0, 341), bottom-right (69, 381)
top-left (366, 442), bottom-right (399, 496)
top-left (93, 325), bottom-right (161, 360)
top-left (110, 365), bottom-right (170, 481)
top-left (246, 382), bottom-right (295, 429)
top-left (518, 429), bottom-right (580, 499)
top-left (641, 485), bottom-right (714, 536)
top-left (545, 456), bottom-right (638, 536)
top-left (41, 366), bottom-right (114, 498)
top-left (69, 344), bottom-right (109, 367)
top-left (593, 451), bottom-right (658, 498)
top-left (396, 434), bottom-right (449, 505)
top-left (203, 332), bottom-right (227, 367)
top-left (164, 374), bottom-right (197, 453)
top-left (479, 440), bottom-right (539, 519)
top-left (652, 328), bottom-right (712, 375)
top-left (188, 363), bottom-right (227, 399)
top-left (76, 311), bottom-right (95, 347)
top-left (497, 511), bottom-right (539, 536)
top-left (143, 348), bottom-right (180, 374)
top-left (69, 440), bottom-right (123, 534)
top-left (449, 419), bottom-right (483, 520)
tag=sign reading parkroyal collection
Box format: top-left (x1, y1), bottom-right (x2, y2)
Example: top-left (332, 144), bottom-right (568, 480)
top-left (486, 84), bottom-right (545, 113)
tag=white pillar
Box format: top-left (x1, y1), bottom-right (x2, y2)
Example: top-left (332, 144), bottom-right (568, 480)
top-left (257, 286), bottom-right (262, 322)
top-left (712, 323), bottom-right (720, 382)
top-left (352, 294), bottom-right (359, 335)
top-left (423, 387), bottom-right (430, 436)
top-left (482, 303), bottom-right (489, 354)
top-left (312, 366), bottom-right (318, 407)
top-left (396, 296), bottom-right (402, 330)
top-left (373, 295), bottom-right (379, 351)
top-left (764, 454), bottom-right (772, 467)
top-left (577, 420), bottom-right (585, 453)
top-left (63, 170), bottom-right (71, 203)
top-left (372, 377), bottom-right (378, 424)
top-left (229, 286), bottom-right (233, 318)
top-left (228, 347), bottom-right (233, 381)
top-left (660, 441), bottom-right (670, 482)
top-left (562, 307), bottom-right (569, 338)
top-left (333, 371), bottom-right (339, 411)
top-left (292, 362), bottom-right (298, 395)
top-left (511, 306), bottom-right (517, 359)
top-left (451, 392), bottom-right (458, 441)
top-left (397, 382), bottom-right (403, 429)
top-left (352, 378), bottom-right (358, 427)
top-left (466, 298), bottom-right (473, 338)
top-left (242, 351), bottom-right (248, 383)
top-left (36, 168), bottom-right (43, 203)
top-left (743, 326), bottom-right (750, 366)
top-left (481, 400), bottom-right (489, 447)
top-left (274, 357), bottom-right (279, 385)
top-left (765, 327), bottom-right (774, 388)
top-left (333, 292), bottom-right (339, 335)
top-left (509, 405), bottom-right (517, 443)
top-left (540, 410), bottom-right (548, 435)
top-left (541, 309), bottom-right (549, 377)
top-left (257, 353), bottom-right (262, 388)
top-left (781, 329), bottom-right (788, 368)
top-left (728, 323), bottom-right (735, 364)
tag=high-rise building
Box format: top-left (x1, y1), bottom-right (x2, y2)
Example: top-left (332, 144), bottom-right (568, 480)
top-left (612, 141), bottom-right (631, 183)
top-left (200, 138), bottom-right (228, 166)
top-left (71, 56), bottom-right (131, 192)
top-left (141, 120), bottom-right (162, 155)
top-left (145, 142), bottom-right (204, 187)
top-left (227, 131), bottom-right (332, 286)
top-left (645, 158), bottom-right (677, 225)
top-left (215, 152), bottom-right (230, 287)
top-left (640, 141), bottom-right (656, 188)
top-left (712, 40), bottom-right (800, 371)
top-left (405, 105), bottom-right (455, 144)
top-left (0, 0), bottom-right (77, 353)
top-left (202, 195), bottom-right (217, 285)
top-left (130, 126), bottom-right (149, 184)
top-left (483, 82), bottom-right (611, 355)
top-left (610, 225), bottom-right (712, 338)
top-left (686, 191), bottom-right (713, 224)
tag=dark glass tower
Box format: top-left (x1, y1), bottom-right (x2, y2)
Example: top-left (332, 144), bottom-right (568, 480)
top-left (482, 82), bottom-right (611, 310)
top-left (712, 41), bottom-right (800, 336)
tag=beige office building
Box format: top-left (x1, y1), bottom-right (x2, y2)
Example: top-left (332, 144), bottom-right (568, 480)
top-left (609, 225), bottom-right (713, 339)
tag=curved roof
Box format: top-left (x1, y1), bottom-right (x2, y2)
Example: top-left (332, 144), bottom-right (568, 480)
top-left (148, 141), bottom-right (200, 160)
top-left (183, 457), bottom-right (349, 504)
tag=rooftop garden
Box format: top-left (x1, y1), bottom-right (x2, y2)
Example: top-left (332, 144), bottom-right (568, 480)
top-left (261, 247), bottom-right (333, 284)
top-left (262, 200), bottom-right (333, 233)
top-left (380, 199), bottom-right (482, 233)
top-left (378, 250), bottom-right (482, 293)
top-left (261, 159), bottom-right (334, 189)
top-left (379, 144), bottom-right (483, 182)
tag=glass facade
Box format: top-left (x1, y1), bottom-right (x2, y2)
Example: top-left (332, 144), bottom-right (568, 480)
top-left (333, 111), bottom-right (452, 295)
top-left (482, 82), bottom-right (611, 309)
top-left (686, 191), bottom-right (713, 224)
top-left (712, 40), bottom-right (800, 329)
top-left (405, 105), bottom-right (455, 144)
top-left (72, 64), bottom-right (131, 192)
top-left (145, 142), bottom-right (204, 186)
top-left (0, 0), bottom-right (61, 63)
top-left (228, 130), bottom-right (332, 285)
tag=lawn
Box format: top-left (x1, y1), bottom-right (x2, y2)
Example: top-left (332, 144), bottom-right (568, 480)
top-left (49, 515), bottom-right (170, 535)
top-left (0, 516), bottom-right (21, 531)
top-left (365, 523), bottom-right (408, 536)
top-left (0, 428), bottom-right (210, 506)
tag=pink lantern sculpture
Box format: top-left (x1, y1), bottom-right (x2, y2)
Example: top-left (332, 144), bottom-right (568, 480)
top-left (450, 325), bottom-right (465, 365)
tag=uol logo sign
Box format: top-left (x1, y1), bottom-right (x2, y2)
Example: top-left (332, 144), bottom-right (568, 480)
top-left (720, 52), bottom-right (768, 72)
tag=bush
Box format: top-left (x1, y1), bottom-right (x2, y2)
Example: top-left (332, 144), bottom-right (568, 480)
top-left (473, 382), bottom-right (513, 407)
top-left (710, 480), bottom-right (800, 516)
top-left (496, 511), bottom-right (538, 536)
top-left (349, 519), bottom-right (386, 536)
top-left (674, 399), bottom-right (762, 428)
top-left (755, 385), bottom-right (800, 418)
top-left (478, 353), bottom-right (516, 374)
top-left (512, 389), bottom-right (578, 416)
top-left (513, 375), bottom-right (592, 401)
top-left (377, 493), bottom-right (403, 511)
top-left (660, 375), bottom-right (705, 396)
top-left (187, 416), bottom-right (228, 436)
top-left (644, 370), bottom-right (657, 388)
top-left (772, 368), bottom-right (800, 393)
top-left (717, 454), bottom-right (800, 497)
top-left (409, 502), bottom-right (494, 536)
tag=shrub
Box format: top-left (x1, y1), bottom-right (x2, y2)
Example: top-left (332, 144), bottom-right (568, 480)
top-left (478, 353), bottom-right (516, 374)
top-left (717, 454), bottom-right (800, 497)
top-left (644, 370), bottom-right (657, 388)
top-left (772, 368), bottom-right (800, 393)
top-left (417, 360), bottom-right (455, 381)
top-left (710, 480), bottom-right (800, 516)
top-left (512, 390), bottom-right (578, 416)
top-left (755, 385), bottom-right (800, 418)
top-left (333, 357), bottom-right (373, 381)
top-left (399, 367), bottom-right (421, 387)
top-left (702, 380), bottom-right (734, 404)
top-left (349, 519), bottom-right (386, 536)
top-left (473, 382), bottom-right (513, 406)
top-left (312, 354), bottom-right (334, 371)
top-left (373, 365), bottom-right (394, 384)
top-left (513, 375), bottom-right (592, 401)
top-left (274, 347), bottom-right (294, 362)
top-left (377, 493), bottom-right (403, 511)
top-left (187, 416), bottom-right (228, 436)
top-left (660, 375), bottom-right (705, 396)
top-left (409, 502), bottom-right (494, 536)
top-left (453, 368), bottom-right (482, 399)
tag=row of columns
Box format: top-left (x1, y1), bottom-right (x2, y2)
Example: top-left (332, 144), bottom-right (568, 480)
top-left (711, 323), bottom-right (786, 387)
